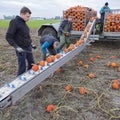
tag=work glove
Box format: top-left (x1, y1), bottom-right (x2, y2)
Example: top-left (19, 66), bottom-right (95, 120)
top-left (32, 45), bottom-right (37, 49)
top-left (42, 53), bottom-right (50, 61)
top-left (65, 32), bottom-right (70, 37)
top-left (42, 53), bottom-right (46, 61)
top-left (16, 47), bottom-right (24, 53)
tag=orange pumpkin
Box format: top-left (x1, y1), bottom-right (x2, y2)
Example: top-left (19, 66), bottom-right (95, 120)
top-left (113, 80), bottom-right (119, 83)
top-left (96, 55), bottom-right (101, 59)
top-left (64, 48), bottom-right (69, 53)
top-left (50, 55), bottom-right (55, 61)
top-left (39, 61), bottom-right (45, 67)
top-left (84, 64), bottom-right (89, 68)
top-left (88, 73), bottom-right (94, 78)
top-left (111, 62), bottom-right (117, 68)
top-left (89, 57), bottom-right (94, 62)
top-left (79, 87), bottom-right (86, 95)
top-left (65, 85), bottom-right (71, 91)
top-left (75, 41), bottom-right (81, 46)
top-left (117, 67), bottom-right (120, 72)
top-left (112, 82), bottom-right (119, 90)
top-left (46, 104), bottom-right (55, 112)
top-left (78, 60), bottom-right (83, 65)
top-left (110, 55), bottom-right (116, 59)
top-left (46, 57), bottom-right (52, 63)
top-left (56, 53), bottom-right (61, 59)
top-left (68, 44), bottom-right (75, 51)
top-left (32, 64), bottom-right (39, 71)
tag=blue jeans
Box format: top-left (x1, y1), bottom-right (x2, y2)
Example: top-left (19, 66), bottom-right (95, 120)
top-left (16, 46), bottom-right (34, 76)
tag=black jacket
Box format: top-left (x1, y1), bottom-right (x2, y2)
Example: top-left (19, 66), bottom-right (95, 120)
top-left (58, 19), bottom-right (72, 35)
top-left (6, 16), bottom-right (32, 48)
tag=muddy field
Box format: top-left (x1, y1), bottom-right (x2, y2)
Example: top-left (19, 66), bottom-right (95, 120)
top-left (0, 28), bottom-right (120, 120)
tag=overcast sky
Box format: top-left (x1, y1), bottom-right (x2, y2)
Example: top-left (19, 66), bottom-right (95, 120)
top-left (0, 0), bottom-right (119, 18)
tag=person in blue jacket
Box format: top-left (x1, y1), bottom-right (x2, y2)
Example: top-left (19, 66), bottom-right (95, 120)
top-left (6, 7), bottom-right (34, 76)
top-left (40, 34), bottom-right (60, 60)
top-left (58, 16), bottom-right (72, 50)
top-left (100, 2), bottom-right (111, 31)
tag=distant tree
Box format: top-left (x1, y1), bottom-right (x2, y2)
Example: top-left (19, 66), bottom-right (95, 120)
top-left (43, 18), bottom-right (46, 20)
top-left (55, 16), bottom-right (61, 20)
top-left (3, 15), bottom-right (15, 20)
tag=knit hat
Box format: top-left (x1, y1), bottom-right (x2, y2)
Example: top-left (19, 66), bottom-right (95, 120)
top-left (53, 41), bottom-right (60, 50)
top-left (105, 2), bottom-right (108, 6)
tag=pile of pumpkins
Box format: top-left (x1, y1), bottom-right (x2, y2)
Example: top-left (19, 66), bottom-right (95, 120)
top-left (104, 14), bottom-right (120, 32)
top-left (63, 5), bottom-right (97, 31)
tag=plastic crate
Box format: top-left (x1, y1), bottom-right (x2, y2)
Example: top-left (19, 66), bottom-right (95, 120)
top-left (103, 9), bottom-right (120, 35)
top-left (63, 6), bottom-right (97, 31)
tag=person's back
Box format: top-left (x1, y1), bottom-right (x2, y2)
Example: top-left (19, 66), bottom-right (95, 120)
top-left (40, 34), bottom-right (58, 47)
top-left (40, 34), bottom-right (60, 60)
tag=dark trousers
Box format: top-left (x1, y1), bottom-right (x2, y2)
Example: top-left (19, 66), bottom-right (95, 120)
top-left (100, 13), bottom-right (105, 32)
top-left (16, 46), bottom-right (34, 76)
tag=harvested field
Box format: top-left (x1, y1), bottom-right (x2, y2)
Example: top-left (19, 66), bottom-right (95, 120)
top-left (0, 28), bottom-right (120, 120)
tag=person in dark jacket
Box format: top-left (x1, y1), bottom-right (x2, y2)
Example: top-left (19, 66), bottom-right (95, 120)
top-left (58, 16), bottom-right (72, 50)
top-left (6, 6), bottom-right (34, 76)
top-left (99, 2), bottom-right (111, 31)
top-left (40, 34), bottom-right (60, 60)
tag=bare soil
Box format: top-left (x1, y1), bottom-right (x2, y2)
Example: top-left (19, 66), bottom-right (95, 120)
top-left (0, 28), bottom-right (120, 120)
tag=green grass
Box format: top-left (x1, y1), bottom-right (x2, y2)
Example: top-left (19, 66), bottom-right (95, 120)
top-left (0, 20), bottom-right (10, 28)
top-left (27, 19), bottom-right (60, 28)
top-left (0, 19), bottom-right (60, 29)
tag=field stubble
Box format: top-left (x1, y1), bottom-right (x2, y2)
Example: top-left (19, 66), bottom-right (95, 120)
top-left (0, 28), bottom-right (120, 120)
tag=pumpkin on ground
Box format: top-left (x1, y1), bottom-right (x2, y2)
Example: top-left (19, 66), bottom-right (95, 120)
top-left (111, 62), bottom-right (117, 68)
top-left (65, 85), bottom-right (71, 91)
top-left (88, 73), bottom-right (94, 78)
top-left (79, 87), bottom-right (86, 95)
top-left (112, 82), bottom-right (119, 90)
top-left (46, 104), bottom-right (55, 112)
top-left (89, 57), bottom-right (94, 62)
top-left (96, 55), bottom-right (101, 59)
top-left (113, 80), bottom-right (119, 83)
top-left (84, 64), bottom-right (89, 68)
top-left (78, 60), bottom-right (83, 65)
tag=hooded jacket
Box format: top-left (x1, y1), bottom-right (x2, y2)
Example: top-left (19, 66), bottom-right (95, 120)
top-left (100, 6), bottom-right (111, 14)
top-left (6, 16), bottom-right (32, 48)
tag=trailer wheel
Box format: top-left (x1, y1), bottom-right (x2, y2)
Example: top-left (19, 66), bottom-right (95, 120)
top-left (41, 27), bottom-right (57, 38)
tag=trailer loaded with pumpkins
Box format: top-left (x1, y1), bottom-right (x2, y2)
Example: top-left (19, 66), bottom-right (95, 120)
top-left (0, 6), bottom-right (120, 109)
top-left (38, 6), bottom-right (120, 40)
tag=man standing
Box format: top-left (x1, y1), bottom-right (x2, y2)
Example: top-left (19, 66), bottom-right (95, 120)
top-left (6, 6), bottom-right (34, 76)
top-left (40, 34), bottom-right (60, 60)
top-left (100, 2), bottom-right (111, 31)
top-left (58, 16), bottom-right (72, 50)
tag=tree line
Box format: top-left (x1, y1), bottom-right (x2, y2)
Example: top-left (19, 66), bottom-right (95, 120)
top-left (3, 15), bottom-right (62, 20)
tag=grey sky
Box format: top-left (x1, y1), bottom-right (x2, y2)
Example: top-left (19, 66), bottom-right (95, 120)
top-left (0, 0), bottom-right (119, 18)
